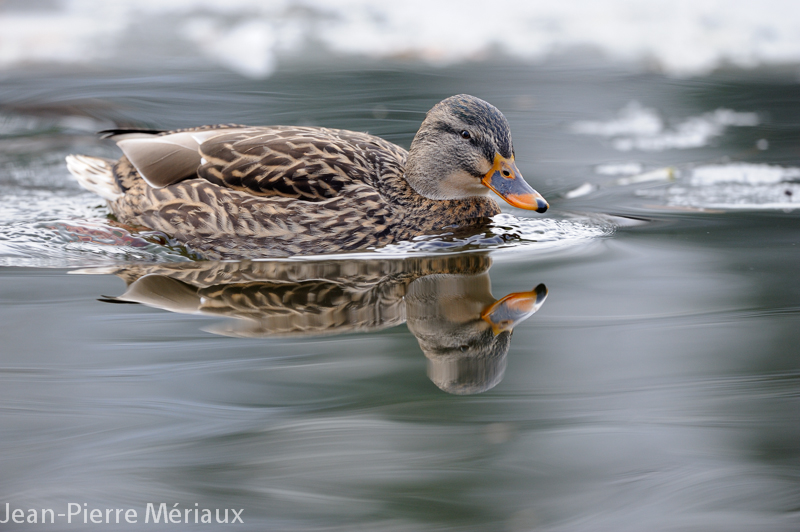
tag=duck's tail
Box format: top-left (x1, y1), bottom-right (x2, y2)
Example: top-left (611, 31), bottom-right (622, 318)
top-left (65, 155), bottom-right (123, 201)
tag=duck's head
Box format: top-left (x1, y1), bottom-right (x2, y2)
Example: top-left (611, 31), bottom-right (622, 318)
top-left (405, 95), bottom-right (548, 213)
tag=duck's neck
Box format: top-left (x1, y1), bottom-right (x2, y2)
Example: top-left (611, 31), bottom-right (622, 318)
top-left (391, 172), bottom-right (500, 235)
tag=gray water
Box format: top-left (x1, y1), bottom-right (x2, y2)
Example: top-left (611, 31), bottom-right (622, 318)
top-left (1, 60), bottom-right (799, 531)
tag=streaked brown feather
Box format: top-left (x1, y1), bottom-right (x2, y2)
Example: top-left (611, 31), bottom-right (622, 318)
top-left (99, 254), bottom-right (491, 337)
top-left (104, 125), bottom-right (498, 259)
top-left (196, 126), bottom-right (405, 201)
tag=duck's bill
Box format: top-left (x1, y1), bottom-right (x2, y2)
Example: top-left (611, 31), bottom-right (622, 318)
top-left (481, 283), bottom-right (548, 335)
top-left (482, 154), bottom-right (548, 213)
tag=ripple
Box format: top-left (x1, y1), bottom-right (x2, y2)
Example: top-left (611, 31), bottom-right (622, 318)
top-left (376, 214), bottom-right (614, 255)
top-left (0, 188), bottom-right (197, 267)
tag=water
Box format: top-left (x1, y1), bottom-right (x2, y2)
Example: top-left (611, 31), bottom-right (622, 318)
top-left (1, 58), bottom-right (799, 531)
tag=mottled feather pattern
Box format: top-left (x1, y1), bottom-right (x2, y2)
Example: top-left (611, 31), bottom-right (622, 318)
top-left (195, 126), bottom-right (405, 201)
top-left (106, 254), bottom-right (490, 288)
top-left (101, 255), bottom-right (491, 336)
top-left (107, 125), bottom-right (499, 259)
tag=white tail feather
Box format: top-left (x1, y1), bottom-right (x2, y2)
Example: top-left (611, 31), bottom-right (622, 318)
top-left (66, 155), bottom-right (123, 201)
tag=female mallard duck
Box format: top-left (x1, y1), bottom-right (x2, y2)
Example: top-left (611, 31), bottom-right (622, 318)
top-left (66, 94), bottom-right (548, 259)
top-left (84, 254), bottom-right (548, 394)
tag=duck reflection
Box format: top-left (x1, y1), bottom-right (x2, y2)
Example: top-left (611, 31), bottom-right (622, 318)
top-left (90, 254), bottom-right (547, 394)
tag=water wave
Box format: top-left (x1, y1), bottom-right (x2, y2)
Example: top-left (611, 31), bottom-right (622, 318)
top-left (378, 213), bottom-right (613, 255)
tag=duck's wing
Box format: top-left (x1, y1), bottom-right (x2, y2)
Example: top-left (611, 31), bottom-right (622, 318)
top-left (196, 126), bottom-right (406, 201)
top-left (109, 125), bottom-right (249, 188)
top-left (112, 126), bottom-right (407, 201)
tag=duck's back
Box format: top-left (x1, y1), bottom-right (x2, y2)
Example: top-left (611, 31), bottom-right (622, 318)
top-left (113, 125), bottom-right (407, 198)
top-left (200, 126), bottom-right (410, 200)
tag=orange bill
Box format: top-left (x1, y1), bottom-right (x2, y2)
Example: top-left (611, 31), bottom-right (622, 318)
top-left (481, 153), bottom-right (548, 213)
top-left (481, 283), bottom-right (548, 335)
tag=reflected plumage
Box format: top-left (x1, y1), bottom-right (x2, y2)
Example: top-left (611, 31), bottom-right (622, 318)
top-left (67, 95), bottom-right (548, 258)
top-left (81, 254), bottom-right (547, 394)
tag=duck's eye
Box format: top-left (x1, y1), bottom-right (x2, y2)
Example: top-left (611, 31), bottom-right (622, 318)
top-left (459, 130), bottom-right (471, 140)
top-left (459, 345), bottom-right (469, 352)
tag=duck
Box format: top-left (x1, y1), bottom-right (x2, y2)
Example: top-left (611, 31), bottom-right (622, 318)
top-left (81, 254), bottom-right (548, 394)
top-left (66, 94), bottom-right (548, 259)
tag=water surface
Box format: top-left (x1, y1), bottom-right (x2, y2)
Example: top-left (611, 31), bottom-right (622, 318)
top-left (1, 61), bottom-right (799, 531)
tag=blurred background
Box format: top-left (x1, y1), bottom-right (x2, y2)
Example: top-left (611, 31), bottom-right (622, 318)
top-left (1, 1), bottom-right (799, 531)
top-left (2, 0), bottom-right (800, 78)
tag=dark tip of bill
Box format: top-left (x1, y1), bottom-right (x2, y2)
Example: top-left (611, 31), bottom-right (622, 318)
top-left (536, 198), bottom-right (549, 213)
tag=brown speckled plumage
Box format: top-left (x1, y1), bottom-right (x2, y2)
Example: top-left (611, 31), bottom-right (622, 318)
top-left (96, 254), bottom-right (492, 337)
top-left (84, 253), bottom-right (548, 393)
top-left (68, 95), bottom-right (547, 259)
